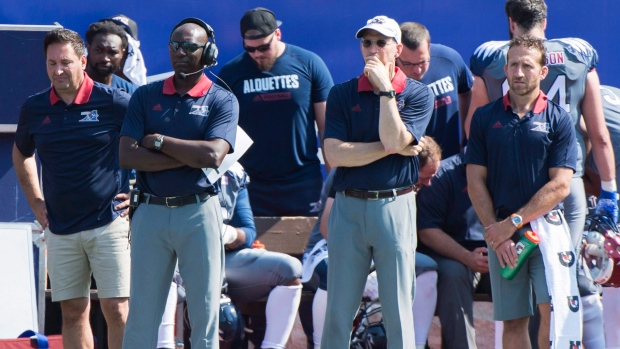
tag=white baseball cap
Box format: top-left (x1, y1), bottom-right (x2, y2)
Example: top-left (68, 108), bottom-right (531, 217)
top-left (355, 15), bottom-right (401, 44)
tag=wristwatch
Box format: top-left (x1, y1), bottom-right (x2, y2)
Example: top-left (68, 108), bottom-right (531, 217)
top-left (379, 90), bottom-right (396, 98)
top-left (153, 135), bottom-right (164, 151)
top-left (510, 214), bottom-right (523, 229)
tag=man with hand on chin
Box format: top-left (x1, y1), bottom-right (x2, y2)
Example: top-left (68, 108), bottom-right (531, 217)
top-left (321, 15), bottom-right (433, 348)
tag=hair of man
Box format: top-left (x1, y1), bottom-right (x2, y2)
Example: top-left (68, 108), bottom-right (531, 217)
top-left (43, 28), bottom-right (85, 57)
top-left (86, 21), bottom-right (129, 50)
top-left (507, 34), bottom-right (547, 67)
top-left (418, 136), bottom-right (442, 168)
top-left (399, 21), bottom-right (431, 50)
top-left (504, 0), bottom-right (547, 31)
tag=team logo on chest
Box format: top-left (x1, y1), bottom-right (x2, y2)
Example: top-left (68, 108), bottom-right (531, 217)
top-left (79, 110), bottom-right (99, 122)
top-left (189, 105), bottom-right (209, 117)
top-left (531, 121), bottom-right (550, 133)
top-left (397, 99), bottom-right (405, 111)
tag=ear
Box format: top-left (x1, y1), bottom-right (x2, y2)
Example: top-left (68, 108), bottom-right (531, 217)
top-left (80, 55), bottom-right (87, 69)
top-left (508, 17), bottom-right (517, 34)
top-left (540, 65), bottom-right (549, 80)
top-left (395, 43), bottom-right (403, 57)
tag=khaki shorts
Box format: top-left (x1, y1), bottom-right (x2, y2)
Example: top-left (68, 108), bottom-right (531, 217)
top-left (46, 216), bottom-right (130, 301)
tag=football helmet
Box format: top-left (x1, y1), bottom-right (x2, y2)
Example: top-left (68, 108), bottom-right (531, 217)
top-left (582, 214), bottom-right (620, 287)
top-left (351, 300), bottom-right (388, 348)
top-left (219, 294), bottom-right (244, 346)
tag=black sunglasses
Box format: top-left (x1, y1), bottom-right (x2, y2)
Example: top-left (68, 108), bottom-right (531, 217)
top-left (169, 41), bottom-right (204, 53)
top-left (244, 35), bottom-right (274, 53)
top-left (360, 39), bottom-right (394, 48)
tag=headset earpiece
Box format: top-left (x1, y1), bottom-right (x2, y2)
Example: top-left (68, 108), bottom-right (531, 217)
top-left (171, 17), bottom-right (218, 67)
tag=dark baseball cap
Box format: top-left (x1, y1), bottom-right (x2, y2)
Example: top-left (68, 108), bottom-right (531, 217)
top-left (109, 14), bottom-right (138, 40)
top-left (240, 7), bottom-right (282, 40)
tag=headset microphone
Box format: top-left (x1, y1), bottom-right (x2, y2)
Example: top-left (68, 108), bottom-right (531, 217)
top-left (178, 67), bottom-right (205, 80)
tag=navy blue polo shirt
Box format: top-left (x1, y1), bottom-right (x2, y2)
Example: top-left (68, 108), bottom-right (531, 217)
top-left (325, 67), bottom-right (434, 191)
top-left (121, 74), bottom-right (239, 197)
top-left (465, 92), bottom-right (577, 215)
top-left (421, 44), bottom-right (473, 158)
top-left (15, 73), bottom-right (130, 234)
top-left (416, 152), bottom-right (486, 253)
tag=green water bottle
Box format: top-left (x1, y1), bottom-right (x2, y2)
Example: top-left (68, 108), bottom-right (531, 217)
top-left (500, 230), bottom-right (540, 280)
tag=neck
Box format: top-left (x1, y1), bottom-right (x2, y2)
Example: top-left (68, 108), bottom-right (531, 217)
top-left (274, 41), bottom-right (286, 59)
top-left (508, 89), bottom-right (540, 117)
top-left (514, 26), bottom-right (546, 40)
top-left (55, 88), bottom-right (79, 105)
top-left (174, 73), bottom-right (202, 96)
top-left (85, 67), bottom-right (113, 86)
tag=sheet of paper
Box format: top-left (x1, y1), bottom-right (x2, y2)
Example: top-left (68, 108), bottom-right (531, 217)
top-left (203, 126), bottom-right (253, 183)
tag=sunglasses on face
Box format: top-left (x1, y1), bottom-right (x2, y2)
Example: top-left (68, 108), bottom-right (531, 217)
top-left (397, 57), bottom-right (430, 68)
top-left (360, 38), bottom-right (394, 48)
top-left (243, 35), bottom-right (274, 53)
top-left (168, 41), bottom-right (204, 53)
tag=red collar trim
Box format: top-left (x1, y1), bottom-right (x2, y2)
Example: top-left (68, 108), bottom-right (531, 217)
top-left (163, 74), bottom-right (213, 97)
top-left (50, 72), bottom-right (93, 105)
top-left (503, 91), bottom-right (548, 114)
top-left (357, 66), bottom-right (407, 94)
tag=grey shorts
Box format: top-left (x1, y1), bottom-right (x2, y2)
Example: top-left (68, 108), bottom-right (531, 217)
top-left (488, 231), bottom-right (550, 321)
top-left (46, 216), bottom-right (130, 301)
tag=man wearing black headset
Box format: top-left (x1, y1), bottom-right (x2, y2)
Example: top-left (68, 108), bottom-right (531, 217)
top-left (119, 18), bottom-right (239, 348)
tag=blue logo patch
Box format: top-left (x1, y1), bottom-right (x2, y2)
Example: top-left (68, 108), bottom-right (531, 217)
top-left (79, 110), bottom-right (99, 122)
top-left (397, 100), bottom-right (405, 111)
top-left (189, 105), bottom-right (209, 117)
top-left (558, 251), bottom-right (576, 267)
top-left (567, 296), bottom-right (580, 312)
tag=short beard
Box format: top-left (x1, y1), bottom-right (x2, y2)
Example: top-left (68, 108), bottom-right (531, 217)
top-left (254, 57), bottom-right (276, 72)
top-left (88, 60), bottom-right (115, 78)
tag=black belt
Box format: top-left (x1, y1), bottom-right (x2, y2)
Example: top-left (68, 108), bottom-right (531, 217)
top-left (343, 186), bottom-right (415, 200)
top-left (140, 192), bottom-right (212, 208)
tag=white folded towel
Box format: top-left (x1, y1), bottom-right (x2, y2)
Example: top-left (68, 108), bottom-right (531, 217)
top-left (530, 210), bottom-right (583, 348)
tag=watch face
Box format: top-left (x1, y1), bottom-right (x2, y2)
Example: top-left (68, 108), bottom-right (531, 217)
top-left (512, 215), bottom-right (522, 225)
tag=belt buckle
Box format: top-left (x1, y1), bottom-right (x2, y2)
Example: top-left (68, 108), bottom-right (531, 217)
top-left (165, 197), bottom-right (178, 208)
top-left (368, 191), bottom-right (379, 200)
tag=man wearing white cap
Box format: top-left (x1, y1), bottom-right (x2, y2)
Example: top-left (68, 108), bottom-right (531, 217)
top-left (321, 15), bottom-right (433, 348)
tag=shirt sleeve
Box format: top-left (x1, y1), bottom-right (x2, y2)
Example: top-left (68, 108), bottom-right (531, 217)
top-left (464, 108), bottom-right (488, 167)
top-left (14, 102), bottom-right (35, 157)
top-left (228, 183), bottom-right (257, 250)
top-left (309, 53), bottom-right (334, 103)
top-left (120, 86), bottom-right (148, 143)
top-left (548, 107), bottom-right (578, 172)
top-left (324, 84), bottom-right (348, 141)
top-left (113, 89), bottom-right (131, 129)
top-left (204, 89), bottom-right (239, 154)
top-left (401, 82), bottom-right (434, 142)
top-left (457, 58), bottom-right (475, 94)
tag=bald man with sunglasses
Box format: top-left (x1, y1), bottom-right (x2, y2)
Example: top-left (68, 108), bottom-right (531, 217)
top-left (218, 7), bottom-right (334, 218)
